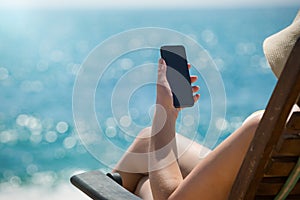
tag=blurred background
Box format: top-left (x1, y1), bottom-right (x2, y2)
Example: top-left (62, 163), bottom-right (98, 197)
top-left (0, 0), bottom-right (299, 199)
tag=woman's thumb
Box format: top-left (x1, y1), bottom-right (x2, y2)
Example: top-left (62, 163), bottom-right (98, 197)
top-left (158, 58), bottom-right (167, 83)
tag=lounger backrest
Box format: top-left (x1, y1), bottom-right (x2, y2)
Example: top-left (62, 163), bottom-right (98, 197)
top-left (229, 38), bottom-right (300, 199)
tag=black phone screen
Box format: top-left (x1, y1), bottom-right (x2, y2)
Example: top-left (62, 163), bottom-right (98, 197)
top-left (160, 45), bottom-right (194, 108)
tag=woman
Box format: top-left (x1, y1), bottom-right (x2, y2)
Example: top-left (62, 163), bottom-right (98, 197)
top-left (110, 10), bottom-right (300, 200)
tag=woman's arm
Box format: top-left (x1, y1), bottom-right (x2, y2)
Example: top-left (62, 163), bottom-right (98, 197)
top-left (148, 59), bottom-right (199, 199)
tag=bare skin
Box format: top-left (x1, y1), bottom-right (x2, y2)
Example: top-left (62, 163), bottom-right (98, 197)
top-left (113, 59), bottom-right (263, 199)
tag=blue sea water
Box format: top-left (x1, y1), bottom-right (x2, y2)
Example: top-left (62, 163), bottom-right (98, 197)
top-left (0, 7), bottom-right (299, 197)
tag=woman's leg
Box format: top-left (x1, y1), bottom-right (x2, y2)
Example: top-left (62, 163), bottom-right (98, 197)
top-left (132, 112), bottom-right (263, 199)
top-left (168, 112), bottom-right (263, 200)
top-left (112, 127), bottom-right (211, 193)
top-left (132, 111), bottom-right (263, 200)
top-left (112, 127), bottom-right (150, 193)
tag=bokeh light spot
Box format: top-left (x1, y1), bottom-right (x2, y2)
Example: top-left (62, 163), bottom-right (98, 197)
top-left (105, 126), bottom-right (117, 138)
top-left (119, 115), bottom-right (131, 127)
top-left (0, 67), bottom-right (9, 80)
top-left (45, 131), bottom-right (58, 143)
top-left (56, 121), bottom-right (69, 134)
top-left (63, 136), bottom-right (76, 149)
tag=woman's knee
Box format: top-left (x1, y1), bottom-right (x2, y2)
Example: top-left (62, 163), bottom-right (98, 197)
top-left (242, 110), bottom-right (264, 131)
top-left (137, 126), bottom-right (152, 139)
top-left (128, 126), bottom-right (152, 153)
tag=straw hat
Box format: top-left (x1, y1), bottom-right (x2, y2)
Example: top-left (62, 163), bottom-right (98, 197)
top-left (263, 10), bottom-right (300, 78)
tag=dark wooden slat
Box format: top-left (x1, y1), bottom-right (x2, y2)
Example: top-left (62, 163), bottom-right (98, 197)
top-left (256, 182), bottom-right (283, 195)
top-left (287, 112), bottom-right (300, 130)
top-left (264, 157), bottom-right (298, 176)
top-left (275, 137), bottom-right (300, 156)
top-left (275, 131), bottom-right (300, 155)
top-left (288, 181), bottom-right (300, 195)
top-left (229, 39), bottom-right (300, 199)
top-left (285, 195), bottom-right (300, 200)
top-left (256, 181), bottom-right (300, 195)
top-left (255, 194), bottom-right (300, 200)
top-left (255, 196), bottom-right (275, 200)
top-left (261, 176), bottom-right (288, 183)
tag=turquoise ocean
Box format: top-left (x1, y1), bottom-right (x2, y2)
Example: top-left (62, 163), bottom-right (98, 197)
top-left (0, 7), bottom-right (299, 199)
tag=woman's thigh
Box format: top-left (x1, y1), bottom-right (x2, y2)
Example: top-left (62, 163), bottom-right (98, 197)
top-left (176, 134), bottom-right (211, 177)
top-left (169, 113), bottom-right (263, 200)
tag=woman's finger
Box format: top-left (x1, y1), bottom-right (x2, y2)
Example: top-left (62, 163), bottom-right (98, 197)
top-left (190, 75), bottom-right (198, 83)
top-left (157, 58), bottom-right (168, 85)
top-left (192, 85), bottom-right (200, 93)
top-left (193, 94), bottom-right (200, 103)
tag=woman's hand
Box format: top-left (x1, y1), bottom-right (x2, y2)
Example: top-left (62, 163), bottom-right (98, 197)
top-left (156, 58), bottom-right (200, 118)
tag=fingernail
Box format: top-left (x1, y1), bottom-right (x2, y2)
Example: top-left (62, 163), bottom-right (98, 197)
top-left (159, 58), bottom-right (164, 64)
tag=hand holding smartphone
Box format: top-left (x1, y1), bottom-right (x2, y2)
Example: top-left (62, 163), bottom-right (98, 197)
top-left (160, 45), bottom-right (194, 108)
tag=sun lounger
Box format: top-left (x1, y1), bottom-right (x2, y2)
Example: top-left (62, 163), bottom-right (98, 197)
top-left (229, 38), bottom-right (300, 199)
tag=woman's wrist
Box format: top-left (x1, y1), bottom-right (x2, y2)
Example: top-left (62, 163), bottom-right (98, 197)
top-left (155, 103), bottom-right (178, 121)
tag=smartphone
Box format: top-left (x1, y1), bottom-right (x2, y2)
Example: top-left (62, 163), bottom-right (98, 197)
top-left (160, 45), bottom-right (194, 108)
